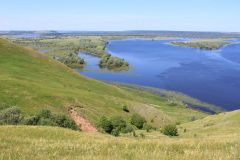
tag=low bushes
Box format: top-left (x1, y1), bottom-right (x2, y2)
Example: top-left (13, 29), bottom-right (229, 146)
top-left (161, 124), bottom-right (178, 136)
top-left (98, 114), bottom-right (152, 136)
top-left (98, 116), bottom-right (133, 136)
top-left (131, 113), bottom-right (146, 129)
top-left (98, 116), bottom-right (113, 134)
top-left (0, 107), bottom-right (78, 130)
top-left (0, 107), bottom-right (23, 125)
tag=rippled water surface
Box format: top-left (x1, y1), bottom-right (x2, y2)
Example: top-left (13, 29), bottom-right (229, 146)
top-left (78, 40), bottom-right (240, 111)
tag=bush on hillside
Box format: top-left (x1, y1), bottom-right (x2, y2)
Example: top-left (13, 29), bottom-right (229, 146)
top-left (0, 107), bottom-right (22, 125)
top-left (38, 118), bottom-right (56, 126)
top-left (36, 109), bottom-right (78, 130)
top-left (162, 124), bottom-right (178, 136)
top-left (22, 116), bottom-right (39, 125)
top-left (111, 128), bottom-right (120, 137)
top-left (52, 114), bottom-right (78, 130)
top-left (131, 113), bottom-right (146, 129)
top-left (121, 124), bottom-right (133, 133)
top-left (37, 109), bottom-right (52, 119)
top-left (110, 116), bottom-right (127, 131)
top-left (98, 116), bottom-right (113, 134)
top-left (98, 116), bottom-right (133, 136)
top-left (0, 107), bottom-right (78, 130)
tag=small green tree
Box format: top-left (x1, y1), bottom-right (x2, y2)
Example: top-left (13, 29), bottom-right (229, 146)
top-left (131, 113), bottom-right (146, 129)
top-left (162, 124), bottom-right (178, 136)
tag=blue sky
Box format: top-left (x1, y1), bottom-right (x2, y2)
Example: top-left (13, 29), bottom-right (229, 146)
top-left (1, 0), bottom-right (239, 32)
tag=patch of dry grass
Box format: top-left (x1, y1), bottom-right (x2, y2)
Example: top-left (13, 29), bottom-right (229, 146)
top-left (0, 125), bottom-right (239, 160)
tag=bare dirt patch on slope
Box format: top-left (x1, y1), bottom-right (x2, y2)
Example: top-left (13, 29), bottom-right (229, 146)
top-left (68, 107), bottom-right (97, 132)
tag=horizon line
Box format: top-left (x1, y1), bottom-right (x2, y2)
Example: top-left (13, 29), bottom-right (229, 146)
top-left (0, 30), bottom-right (240, 34)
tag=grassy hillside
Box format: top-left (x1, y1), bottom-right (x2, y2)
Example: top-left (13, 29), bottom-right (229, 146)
top-left (0, 38), bottom-right (239, 160)
top-left (0, 38), bottom-right (207, 127)
top-left (0, 114), bottom-right (239, 160)
top-left (180, 110), bottom-right (240, 137)
top-left (1, 110), bottom-right (240, 160)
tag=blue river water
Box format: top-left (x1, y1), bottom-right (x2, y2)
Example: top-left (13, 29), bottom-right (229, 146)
top-left (77, 39), bottom-right (240, 111)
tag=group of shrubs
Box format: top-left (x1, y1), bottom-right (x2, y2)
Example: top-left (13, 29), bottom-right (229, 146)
top-left (0, 107), bottom-right (78, 130)
top-left (98, 116), bottom-right (133, 136)
top-left (99, 54), bottom-right (129, 70)
top-left (161, 124), bottom-right (178, 136)
top-left (57, 53), bottom-right (85, 68)
top-left (98, 113), bottom-right (178, 137)
top-left (0, 106), bottom-right (179, 137)
top-left (98, 113), bottom-right (153, 137)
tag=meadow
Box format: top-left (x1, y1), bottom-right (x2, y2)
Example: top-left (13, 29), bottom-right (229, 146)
top-left (1, 108), bottom-right (240, 160)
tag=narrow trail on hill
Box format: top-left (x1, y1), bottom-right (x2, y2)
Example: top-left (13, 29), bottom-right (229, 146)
top-left (68, 107), bottom-right (97, 132)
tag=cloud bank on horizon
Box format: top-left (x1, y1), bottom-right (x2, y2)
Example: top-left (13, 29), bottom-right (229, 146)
top-left (1, 0), bottom-right (240, 32)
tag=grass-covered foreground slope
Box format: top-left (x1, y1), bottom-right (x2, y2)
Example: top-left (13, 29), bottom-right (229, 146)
top-left (1, 109), bottom-right (240, 160)
top-left (1, 110), bottom-right (239, 160)
top-left (0, 38), bottom-right (207, 127)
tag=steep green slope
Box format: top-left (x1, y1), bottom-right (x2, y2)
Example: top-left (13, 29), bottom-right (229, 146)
top-left (180, 110), bottom-right (240, 137)
top-left (0, 38), bottom-right (206, 127)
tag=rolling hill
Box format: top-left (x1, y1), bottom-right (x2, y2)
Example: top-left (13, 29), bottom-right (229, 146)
top-left (0, 38), bottom-right (239, 160)
top-left (0, 38), bottom-right (207, 128)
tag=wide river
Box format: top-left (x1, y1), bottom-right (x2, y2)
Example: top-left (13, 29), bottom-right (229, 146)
top-left (78, 39), bottom-right (240, 111)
